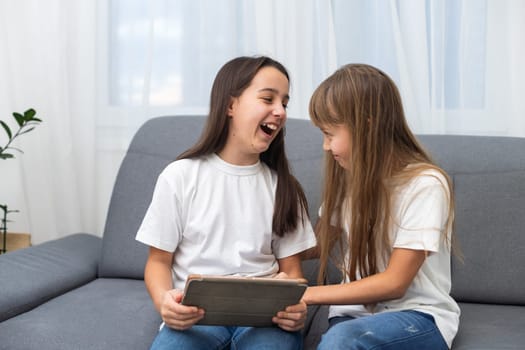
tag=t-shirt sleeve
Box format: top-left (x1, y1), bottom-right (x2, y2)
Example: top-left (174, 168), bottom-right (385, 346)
top-left (272, 210), bottom-right (317, 259)
top-left (393, 173), bottom-right (450, 253)
top-left (135, 168), bottom-right (183, 252)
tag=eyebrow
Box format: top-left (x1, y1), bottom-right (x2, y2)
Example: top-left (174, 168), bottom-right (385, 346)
top-left (257, 88), bottom-right (290, 101)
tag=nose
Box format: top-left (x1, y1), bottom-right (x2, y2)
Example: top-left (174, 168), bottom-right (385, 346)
top-left (322, 136), bottom-right (330, 151)
top-left (272, 103), bottom-right (286, 118)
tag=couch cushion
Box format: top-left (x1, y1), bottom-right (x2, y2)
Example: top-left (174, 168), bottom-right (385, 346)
top-left (418, 135), bottom-right (525, 304)
top-left (285, 118), bottom-right (324, 222)
top-left (0, 233), bottom-right (101, 322)
top-left (303, 304), bottom-right (330, 350)
top-left (451, 302), bottom-right (525, 350)
top-left (0, 278), bottom-right (160, 350)
top-left (99, 116), bottom-right (204, 278)
top-left (418, 135), bottom-right (525, 174)
top-left (451, 170), bottom-right (525, 304)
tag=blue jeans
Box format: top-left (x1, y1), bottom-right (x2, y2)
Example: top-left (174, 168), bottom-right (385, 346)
top-left (318, 310), bottom-right (448, 350)
top-left (150, 324), bottom-right (302, 350)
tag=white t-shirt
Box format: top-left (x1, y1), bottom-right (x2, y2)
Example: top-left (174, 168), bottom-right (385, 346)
top-left (136, 153), bottom-right (317, 290)
top-left (328, 169), bottom-right (460, 348)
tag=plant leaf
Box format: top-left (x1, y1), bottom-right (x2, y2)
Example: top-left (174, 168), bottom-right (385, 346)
top-left (0, 153), bottom-right (15, 159)
top-left (24, 108), bottom-right (36, 120)
top-left (13, 112), bottom-right (24, 126)
top-left (0, 120), bottom-right (12, 139)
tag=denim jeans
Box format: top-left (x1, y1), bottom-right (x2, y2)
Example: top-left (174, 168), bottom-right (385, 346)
top-left (318, 310), bottom-right (448, 350)
top-left (150, 324), bottom-right (302, 350)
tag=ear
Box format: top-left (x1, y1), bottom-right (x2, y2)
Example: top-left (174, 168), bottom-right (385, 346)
top-left (227, 97), bottom-right (236, 117)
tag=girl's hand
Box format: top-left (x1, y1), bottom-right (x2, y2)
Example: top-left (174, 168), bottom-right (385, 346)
top-left (159, 289), bottom-right (205, 330)
top-left (272, 299), bottom-right (307, 331)
top-left (274, 271), bottom-right (289, 279)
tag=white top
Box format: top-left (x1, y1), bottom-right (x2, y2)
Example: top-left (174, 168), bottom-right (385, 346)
top-left (136, 153), bottom-right (317, 290)
top-left (328, 169), bottom-right (460, 348)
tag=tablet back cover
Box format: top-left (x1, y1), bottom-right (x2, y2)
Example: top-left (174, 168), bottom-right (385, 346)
top-left (181, 276), bottom-right (307, 327)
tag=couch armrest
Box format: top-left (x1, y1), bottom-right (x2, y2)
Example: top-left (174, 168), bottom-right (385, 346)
top-left (0, 233), bottom-right (102, 322)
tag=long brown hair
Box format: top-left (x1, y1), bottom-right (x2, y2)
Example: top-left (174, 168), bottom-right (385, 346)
top-left (178, 56), bottom-right (308, 236)
top-left (309, 64), bottom-right (455, 284)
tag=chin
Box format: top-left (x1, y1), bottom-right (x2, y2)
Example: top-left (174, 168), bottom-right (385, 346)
top-left (253, 140), bottom-right (272, 153)
top-left (257, 146), bottom-right (270, 154)
top-left (337, 161), bottom-right (350, 169)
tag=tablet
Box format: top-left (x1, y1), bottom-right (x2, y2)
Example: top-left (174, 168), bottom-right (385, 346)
top-left (181, 274), bottom-right (308, 327)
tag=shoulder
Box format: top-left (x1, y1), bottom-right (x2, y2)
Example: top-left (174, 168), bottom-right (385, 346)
top-left (157, 156), bottom-right (207, 187)
top-left (403, 165), bottom-right (450, 192)
top-left (162, 156), bottom-right (205, 175)
top-left (395, 165), bottom-right (451, 209)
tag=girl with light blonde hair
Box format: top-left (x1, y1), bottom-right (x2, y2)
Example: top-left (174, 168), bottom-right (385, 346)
top-left (302, 63), bottom-right (460, 350)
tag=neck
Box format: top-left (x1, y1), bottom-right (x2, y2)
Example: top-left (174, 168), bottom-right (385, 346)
top-left (217, 145), bottom-right (259, 165)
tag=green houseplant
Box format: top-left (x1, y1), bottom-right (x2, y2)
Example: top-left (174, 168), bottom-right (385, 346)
top-left (1, 108), bottom-right (42, 253)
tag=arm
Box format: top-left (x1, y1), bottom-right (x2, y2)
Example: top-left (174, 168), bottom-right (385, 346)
top-left (271, 253), bottom-right (307, 331)
top-left (302, 247), bottom-right (426, 305)
top-left (277, 253), bottom-right (304, 279)
top-left (144, 246), bottom-right (204, 330)
top-left (299, 245), bottom-right (320, 260)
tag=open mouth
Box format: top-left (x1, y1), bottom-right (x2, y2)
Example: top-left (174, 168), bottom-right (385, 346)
top-left (260, 123), bottom-right (278, 136)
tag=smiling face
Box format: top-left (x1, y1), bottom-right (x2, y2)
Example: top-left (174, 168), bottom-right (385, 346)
top-left (320, 123), bottom-right (352, 169)
top-left (219, 66), bottom-right (290, 165)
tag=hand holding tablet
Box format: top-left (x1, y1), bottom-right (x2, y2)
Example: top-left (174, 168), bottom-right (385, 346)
top-left (181, 274), bottom-right (308, 327)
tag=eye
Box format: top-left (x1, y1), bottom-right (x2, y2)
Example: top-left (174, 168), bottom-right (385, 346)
top-left (321, 129), bottom-right (332, 138)
top-left (261, 97), bottom-right (272, 103)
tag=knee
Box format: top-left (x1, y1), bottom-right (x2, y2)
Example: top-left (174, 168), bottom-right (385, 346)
top-left (318, 322), bottom-right (376, 350)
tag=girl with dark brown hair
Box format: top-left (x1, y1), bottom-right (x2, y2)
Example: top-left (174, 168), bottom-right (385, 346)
top-left (137, 56), bottom-right (316, 349)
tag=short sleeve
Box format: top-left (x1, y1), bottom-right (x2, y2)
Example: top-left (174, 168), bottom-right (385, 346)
top-left (272, 210), bottom-right (317, 259)
top-left (393, 172), bottom-right (450, 253)
top-left (135, 169), bottom-right (183, 252)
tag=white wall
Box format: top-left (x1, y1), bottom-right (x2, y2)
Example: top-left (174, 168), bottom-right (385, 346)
top-left (1, 158), bottom-right (30, 234)
top-left (1, 145), bottom-right (124, 239)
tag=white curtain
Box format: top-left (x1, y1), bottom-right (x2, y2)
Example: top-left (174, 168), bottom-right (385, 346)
top-left (1, 0), bottom-right (524, 244)
top-left (107, 0), bottom-right (525, 134)
top-left (0, 0), bottom-right (97, 244)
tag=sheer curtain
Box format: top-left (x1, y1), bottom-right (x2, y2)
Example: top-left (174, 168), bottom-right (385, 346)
top-left (331, 0), bottom-right (524, 136)
top-left (106, 0), bottom-right (525, 134)
top-left (0, 0), bottom-right (97, 244)
top-left (1, 0), bottom-right (524, 244)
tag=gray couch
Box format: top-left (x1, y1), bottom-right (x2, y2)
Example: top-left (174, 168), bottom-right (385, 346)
top-left (1, 116), bottom-right (524, 350)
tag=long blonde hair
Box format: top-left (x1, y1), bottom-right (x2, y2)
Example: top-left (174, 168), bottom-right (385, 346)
top-left (309, 64), bottom-right (455, 284)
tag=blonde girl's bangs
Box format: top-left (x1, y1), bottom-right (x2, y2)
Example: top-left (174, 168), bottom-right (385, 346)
top-left (309, 81), bottom-right (343, 127)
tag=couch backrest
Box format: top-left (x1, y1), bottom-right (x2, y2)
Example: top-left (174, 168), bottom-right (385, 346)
top-left (418, 135), bottom-right (525, 305)
top-left (98, 116), bottom-right (324, 279)
top-left (99, 116), bottom-right (525, 306)
top-left (98, 116), bottom-right (204, 278)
